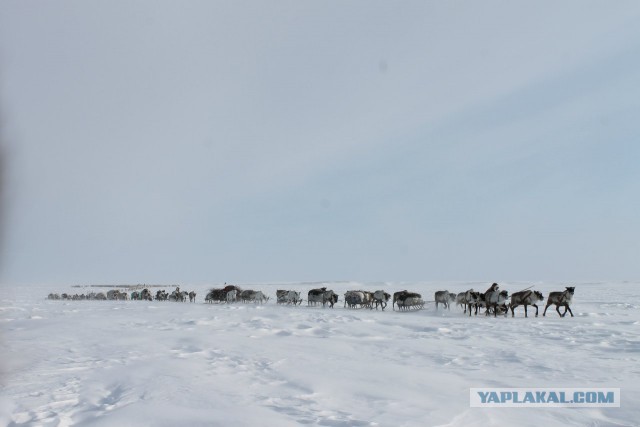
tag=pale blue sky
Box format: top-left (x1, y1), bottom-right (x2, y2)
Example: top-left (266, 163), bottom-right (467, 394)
top-left (1, 1), bottom-right (639, 285)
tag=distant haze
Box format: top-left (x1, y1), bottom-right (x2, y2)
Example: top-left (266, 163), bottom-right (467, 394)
top-left (1, 1), bottom-right (639, 285)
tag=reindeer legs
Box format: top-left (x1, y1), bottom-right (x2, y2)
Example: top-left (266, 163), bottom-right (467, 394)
top-left (562, 304), bottom-right (574, 317)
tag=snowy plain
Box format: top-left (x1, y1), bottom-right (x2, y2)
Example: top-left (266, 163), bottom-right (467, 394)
top-left (1, 281), bottom-right (639, 427)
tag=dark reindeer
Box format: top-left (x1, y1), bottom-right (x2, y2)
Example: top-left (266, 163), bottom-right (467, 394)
top-left (543, 287), bottom-right (575, 317)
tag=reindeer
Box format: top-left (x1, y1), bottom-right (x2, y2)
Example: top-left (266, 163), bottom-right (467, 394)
top-left (239, 290), bottom-right (267, 303)
top-left (455, 292), bottom-right (466, 310)
top-left (106, 290), bottom-right (121, 300)
top-left (168, 290), bottom-right (189, 302)
top-left (205, 289), bottom-right (216, 303)
top-left (392, 290), bottom-right (408, 311)
top-left (457, 289), bottom-right (478, 316)
top-left (140, 289), bottom-right (153, 301)
top-left (543, 287), bottom-right (575, 317)
top-left (276, 290), bottom-right (302, 305)
top-left (372, 290), bottom-right (391, 310)
top-left (308, 288), bottom-right (338, 308)
top-left (252, 291), bottom-right (268, 304)
top-left (509, 290), bottom-right (544, 317)
top-left (226, 289), bottom-right (238, 303)
top-left (434, 291), bottom-right (456, 310)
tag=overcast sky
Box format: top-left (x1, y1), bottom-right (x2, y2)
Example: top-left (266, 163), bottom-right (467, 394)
top-left (1, 1), bottom-right (639, 286)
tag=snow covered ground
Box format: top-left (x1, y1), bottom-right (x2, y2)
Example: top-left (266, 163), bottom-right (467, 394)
top-left (1, 281), bottom-right (639, 426)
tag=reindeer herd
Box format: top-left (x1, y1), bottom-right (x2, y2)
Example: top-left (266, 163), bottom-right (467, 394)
top-left (46, 283), bottom-right (576, 318)
top-left (445, 284), bottom-right (575, 318)
top-left (47, 287), bottom-right (198, 303)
